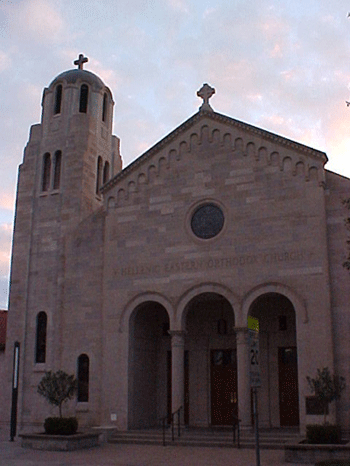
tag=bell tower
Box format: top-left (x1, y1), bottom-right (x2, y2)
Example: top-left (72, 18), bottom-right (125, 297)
top-left (4, 56), bottom-right (122, 427)
top-left (38, 53), bottom-right (122, 225)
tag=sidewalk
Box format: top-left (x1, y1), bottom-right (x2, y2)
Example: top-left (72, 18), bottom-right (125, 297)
top-left (0, 430), bottom-right (307, 466)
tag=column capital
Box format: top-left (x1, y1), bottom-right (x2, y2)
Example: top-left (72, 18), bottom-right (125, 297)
top-left (234, 327), bottom-right (249, 345)
top-left (168, 330), bottom-right (186, 337)
top-left (234, 326), bottom-right (248, 333)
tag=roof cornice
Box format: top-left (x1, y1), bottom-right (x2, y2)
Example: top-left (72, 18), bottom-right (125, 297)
top-left (102, 110), bottom-right (328, 193)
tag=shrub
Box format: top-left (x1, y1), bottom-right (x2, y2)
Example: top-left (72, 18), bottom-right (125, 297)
top-left (306, 424), bottom-right (342, 444)
top-left (37, 370), bottom-right (77, 418)
top-left (306, 367), bottom-right (345, 425)
top-left (44, 417), bottom-right (78, 435)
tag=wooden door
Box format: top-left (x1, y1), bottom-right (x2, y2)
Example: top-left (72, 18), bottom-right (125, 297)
top-left (278, 347), bottom-right (299, 426)
top-left (211, 350), bottom-right (237, 426)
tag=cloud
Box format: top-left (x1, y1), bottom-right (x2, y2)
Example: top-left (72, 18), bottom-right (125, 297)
top-left (203, 7), bottom-right (216, 18)
top-left (0, 51), bottom-right (12, 73)
top-left (8, 0), bottom-right (65, 44)
top-left (0, 277), bottom-right (9, 310)
top-left (0, 192), bottom-right (15, 212)
top-left (167, 0), bottom-right (189, 14)
top-left (0, 223), bottom-right (12, 309)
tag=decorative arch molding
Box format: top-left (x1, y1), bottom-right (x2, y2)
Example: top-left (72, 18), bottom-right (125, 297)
top-left (118, 292), bottom-right (175, 333)
top-left (102, 114), bottom-right (327, 204)
top-left (241, 282), bottom-right (308, 326)
top-left (177, 282), bottom-right (241, 330)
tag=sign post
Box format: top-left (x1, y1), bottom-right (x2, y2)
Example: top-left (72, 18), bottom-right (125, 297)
top-left (10, 341), bottom-right (20, 442)
top-left (248, 317), bottom-right (261, 466)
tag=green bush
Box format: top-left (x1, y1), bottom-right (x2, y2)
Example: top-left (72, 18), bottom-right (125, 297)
top-left (44, 417), bottom-right (78, 435)
top-left (306, 424), bottom-right (342, 444)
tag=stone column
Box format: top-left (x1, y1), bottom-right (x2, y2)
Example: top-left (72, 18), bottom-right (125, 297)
top-left (169, 331), bottom-right (185, 421)
top-left (235, 327), bottom-right (252, 430)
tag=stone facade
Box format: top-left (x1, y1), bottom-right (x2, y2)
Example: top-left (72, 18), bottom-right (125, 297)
top-left (1, 60), bottom-right (350, 435)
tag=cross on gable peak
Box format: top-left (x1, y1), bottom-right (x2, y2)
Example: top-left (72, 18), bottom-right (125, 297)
top-left (74, 54), bottom-right (89, 70)
top-left (197, 83), bottom-right (215, 112)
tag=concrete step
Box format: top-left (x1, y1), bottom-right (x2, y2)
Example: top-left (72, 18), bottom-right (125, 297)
top-left (109, 429), bottom-right (302, 450)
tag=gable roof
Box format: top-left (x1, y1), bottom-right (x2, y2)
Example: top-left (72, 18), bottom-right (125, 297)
top-left (102, 109), bottom-right (328, 194)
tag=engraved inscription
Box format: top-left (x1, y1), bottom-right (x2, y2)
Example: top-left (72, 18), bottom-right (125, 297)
top-left (117, 249), bottom-right (312, 278)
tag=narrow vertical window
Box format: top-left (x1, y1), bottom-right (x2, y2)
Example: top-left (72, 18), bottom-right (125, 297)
top-left (77, 354), bottom-right (89, 402)
top-left (79, 84), bottom-right (88, 113)
top-left (103, 161), bottom-right (110, 184)
top-left (96, 156), bottom-right (102, 194)
top-left (102, 92), bottom-right (107, 122)
top-left (53, 150), bottom-right (62, 190)
top-left (42, 153), bottom-right (51, 192)
top-left (35, 312), bottom-right (47, 363)
top-left (54, 84), bottom-right (62, 114)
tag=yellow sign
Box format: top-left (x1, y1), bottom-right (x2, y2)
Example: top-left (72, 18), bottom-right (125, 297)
top-left (248, 316), bottom-right (259, 332)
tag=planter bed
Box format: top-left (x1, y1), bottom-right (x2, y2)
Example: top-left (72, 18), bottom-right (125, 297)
top-left (285, 442), bottom-right (350, 464)
top-left (20, 432), bottom-right (100, 451)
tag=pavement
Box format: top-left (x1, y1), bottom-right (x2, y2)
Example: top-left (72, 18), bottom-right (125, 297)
top-left (0, 429), bottom-right (309, 466)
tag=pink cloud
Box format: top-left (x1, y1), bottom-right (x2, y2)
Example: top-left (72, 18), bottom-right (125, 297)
top-left (10, 0), bottom-right (65, 43)
top-left (0, 193), bottom-right (15, 211)
top-left (0, 223), bottom-right (12, 276)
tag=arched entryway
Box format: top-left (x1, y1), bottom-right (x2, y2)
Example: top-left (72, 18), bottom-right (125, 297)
top-left (128, 301), bottom-right (170, 428)
top-left (184, 292), bottom-right (236, 427)
top-left (249, 293), bottom-right (299, 427)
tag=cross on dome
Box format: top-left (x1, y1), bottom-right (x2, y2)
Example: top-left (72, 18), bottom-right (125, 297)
top-left (74, 54), bottom-right (88, 70)
top-left (197, 83), bottom-right (215, 112)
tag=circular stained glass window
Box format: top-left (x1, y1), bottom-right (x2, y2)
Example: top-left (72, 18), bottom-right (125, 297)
top-left (191, 204), bottom-right (225, 239)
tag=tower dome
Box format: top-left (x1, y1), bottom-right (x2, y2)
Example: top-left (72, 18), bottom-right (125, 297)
top-left (50, 53), bottom-right (105, 89)
top-left (41, 54), bottom-right (114, 132)
top-left (49, 69), bottom-right (105, 91)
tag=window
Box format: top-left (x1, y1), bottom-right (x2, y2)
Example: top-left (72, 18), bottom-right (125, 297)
top-left (35, 312), bottom-right (47, 363)
top-left (103, 161), bottom-right (110, 184)
top-left (54, 84), bottom-right (62, 114)
top-left (53, 150), bottom-right (62, 190)
top-left (79, 84), bottom-right (88, 113)
top-left (191, 204), bottom-right (225, 239)
top-left (42, 153), bottom-right (51, 192)
top-left (96, 156), bottom-right (103, 194)
top-left (102, 92), bottom-right (107, 122)
top-left (77, 354), bottom-right (89, 402)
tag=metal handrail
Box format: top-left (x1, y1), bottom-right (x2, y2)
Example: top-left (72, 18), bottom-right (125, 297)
top-left (233, 414), bottom-right (241, 448)
top-left (160, 414), bottom-right (167, 446)
top-left (171, 406), bottom-right (182, 442)
top-left (160, 406), bottom-right (183, 446)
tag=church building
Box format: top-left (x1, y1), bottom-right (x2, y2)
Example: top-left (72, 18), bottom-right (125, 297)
top-left (2, 55), bottom-right (350, 434)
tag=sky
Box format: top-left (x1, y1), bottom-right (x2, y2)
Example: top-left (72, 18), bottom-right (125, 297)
top-left (1, 0), bottom-right (350, 308)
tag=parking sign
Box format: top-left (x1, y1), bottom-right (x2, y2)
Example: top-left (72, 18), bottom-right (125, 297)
top-left (248, 316), bottom-right (261, 388)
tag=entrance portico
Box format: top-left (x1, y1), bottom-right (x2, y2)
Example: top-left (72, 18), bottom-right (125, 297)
top-left (127, 283), bottom-right (303, 431)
